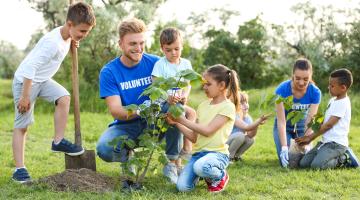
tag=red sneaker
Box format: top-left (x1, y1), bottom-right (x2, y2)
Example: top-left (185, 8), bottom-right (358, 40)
top-left (205, 172), bottom-right (229, 193)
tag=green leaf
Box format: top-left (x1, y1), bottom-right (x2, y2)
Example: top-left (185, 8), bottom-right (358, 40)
top-left (291, 111), bottom-right (305, 125)
top-left (168, 104), bottom-right (185, 118)
top-left (125, 139), bottom-right (136, 149)
top-left (286, 111), bottom-right (296, 121)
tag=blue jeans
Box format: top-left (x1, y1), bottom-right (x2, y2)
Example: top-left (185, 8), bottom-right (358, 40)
top-left (176, 151), bottom-right (229, 192)
top-left (96, 119), bottom-right (182, 162)
top-left (273, 119), bottom-right (305, 165)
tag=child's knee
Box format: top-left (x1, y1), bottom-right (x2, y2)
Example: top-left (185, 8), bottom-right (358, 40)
top-left (56, 95), bottom-right (70, 107)
top-left (245, 136), bottom-right (254, 145)
top-left (193, 160), bottom-right (211, 177)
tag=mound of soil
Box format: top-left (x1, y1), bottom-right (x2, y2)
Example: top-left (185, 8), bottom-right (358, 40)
top-left (37, 168), bottom-right (115, 192)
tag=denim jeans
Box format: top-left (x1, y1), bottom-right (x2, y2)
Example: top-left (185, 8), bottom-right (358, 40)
top-left (299, 141), bottom-right (346, 169)
top-left (176, 151), bottom-right (229, 192)
top-left (273, 119), bottom-right (305, 165)
top-left (96, 118), bottom-right (182, 162)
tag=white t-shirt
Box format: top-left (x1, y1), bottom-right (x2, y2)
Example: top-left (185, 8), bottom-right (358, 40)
top-left (152, 57), bottom-right (193, 96)
top-left (322, 96), bottom-right (351, 147)
top-left (14, 26), bottom-right (71, 83)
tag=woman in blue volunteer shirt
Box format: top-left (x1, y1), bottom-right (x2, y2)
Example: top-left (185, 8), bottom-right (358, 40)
top-left (273, 58), bottom-right (321, 167)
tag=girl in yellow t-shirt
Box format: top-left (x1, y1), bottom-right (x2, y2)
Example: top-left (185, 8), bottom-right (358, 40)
top-left (167, 64), bottom-right (240, 193)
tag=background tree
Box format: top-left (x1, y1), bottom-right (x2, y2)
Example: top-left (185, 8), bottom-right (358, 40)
top-left (0, 41), bottom-right (23, 79)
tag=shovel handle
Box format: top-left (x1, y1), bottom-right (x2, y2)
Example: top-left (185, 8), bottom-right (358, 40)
top-left (71, 41), bottom-right (82, 146)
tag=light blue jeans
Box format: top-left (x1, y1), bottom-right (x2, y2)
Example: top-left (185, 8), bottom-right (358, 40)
top-left (96, 119), bottom-right (182, 162)
top-left (176, 151), bottom-right (229, 192)
top-left (273, 119), bottom-right (305, 165)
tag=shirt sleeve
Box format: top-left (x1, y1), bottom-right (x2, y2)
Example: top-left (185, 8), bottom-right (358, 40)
top-left (99, 67), bottom-right (119, 99)
top-left (275, 82), bottom-right (285, 97)
top-left (311, 84), bottom-right (322, 104)
top-left (329, 99), bottom-right (347, 118)
top-left (151, 59), bottom-right (163, 77)
top-left (218, 102), bottom-right (236, 121)
top-left (22, 40), bottom-right (58, 80)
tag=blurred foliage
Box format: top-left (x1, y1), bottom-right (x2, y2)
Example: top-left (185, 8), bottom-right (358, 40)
top-left (0, 41), bottom-right (24, 79)
top-left (3, 0), bottom-right (360, 113)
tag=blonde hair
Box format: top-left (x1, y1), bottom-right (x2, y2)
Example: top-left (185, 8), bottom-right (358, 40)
top-left (118, 18), bottom-right (146, 39)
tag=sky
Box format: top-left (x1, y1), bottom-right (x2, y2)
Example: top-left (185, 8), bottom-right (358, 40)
top-left (0, 0), bottom-right (358, 50)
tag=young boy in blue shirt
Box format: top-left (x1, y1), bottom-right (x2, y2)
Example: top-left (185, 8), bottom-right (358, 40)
top-left (296, 68), bottom-right (360, 169)
top-left (12, 2), bottom-right (96, 183)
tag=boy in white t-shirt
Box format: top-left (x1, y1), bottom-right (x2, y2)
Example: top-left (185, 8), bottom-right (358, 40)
top-left (151, 27), bottom-right (196, 184)
top-left (12, 2), bottom-right (96, 183)
top-left (296, 68), bottom-right (359, 169)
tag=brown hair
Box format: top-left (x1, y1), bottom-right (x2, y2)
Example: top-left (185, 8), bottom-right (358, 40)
top-left (293, 58), bottom-right (313, 73)
top-left (330, 68), bottom-right (353, 89)
top-left (160, 27), bottom-right (182, 46)
top-left (118, 18), bottom-right (146, 39)
top-left (67, 2), bottom-right (96, 26)
top-left (206, 64), bottom-right (241, 112)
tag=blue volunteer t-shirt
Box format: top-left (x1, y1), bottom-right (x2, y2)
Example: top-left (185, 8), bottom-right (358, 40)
top-left (275, 80), bottom-right (321, 127)
top-left (99, 53), bottom-right (159, 124)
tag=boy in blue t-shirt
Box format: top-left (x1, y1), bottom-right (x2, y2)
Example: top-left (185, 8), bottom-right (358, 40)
top-left (151, 28), bottom-right (196, 178)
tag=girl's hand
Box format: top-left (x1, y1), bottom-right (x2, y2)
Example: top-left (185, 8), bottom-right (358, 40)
top-left (258, 113), bottom-right (272, 125)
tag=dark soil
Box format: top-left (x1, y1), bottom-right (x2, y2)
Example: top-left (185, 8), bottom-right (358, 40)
top-left (36, 168), bottom-right (116, 192)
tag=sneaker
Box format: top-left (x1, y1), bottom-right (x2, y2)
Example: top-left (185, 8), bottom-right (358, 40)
top-left (163, 162), bottom-right (178, 184)
top-left (51, 138), bottom-right (84, 156)
top-left (179, 149), bottom-right (192, 160)
top-left (12, 168), bottom-right (31, 183)
top-left (229, 156), bottom-right (241, 164)
top-left (177, 165), bottom-right (184, 175)
top-left (205, 172), bottom-right (229, 193)
top-left (345, 148), bottom-right (360, 168)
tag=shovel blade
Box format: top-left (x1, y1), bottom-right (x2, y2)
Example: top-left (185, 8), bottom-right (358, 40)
top-left (65, 150), bottom-right (96, 171)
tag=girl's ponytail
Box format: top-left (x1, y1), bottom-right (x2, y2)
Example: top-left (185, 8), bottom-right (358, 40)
top-left (206, 65), bottom-right (241, 112)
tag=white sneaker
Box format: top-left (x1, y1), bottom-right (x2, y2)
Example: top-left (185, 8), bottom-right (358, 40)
top-left (163, 163), bottom-right (178, 184)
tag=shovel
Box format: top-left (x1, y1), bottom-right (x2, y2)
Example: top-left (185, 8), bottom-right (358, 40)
top-left (64, 40), bottom-right (96, 171)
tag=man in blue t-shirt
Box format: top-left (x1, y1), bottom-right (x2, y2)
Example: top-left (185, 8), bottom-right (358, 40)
top-left (97, 18), bottom-right (182, 183)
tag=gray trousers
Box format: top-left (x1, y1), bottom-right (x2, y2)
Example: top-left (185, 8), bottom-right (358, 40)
top-left (299, 141), bottom-right (346, 169)
top-left (227, 132), bottom-right (254, 159)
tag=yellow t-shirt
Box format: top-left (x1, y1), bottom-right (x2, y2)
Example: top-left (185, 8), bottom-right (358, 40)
top-left (193, 99), bottom-right (235, 155)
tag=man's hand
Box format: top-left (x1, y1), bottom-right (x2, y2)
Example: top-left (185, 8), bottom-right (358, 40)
top-left (17, 96), bottom-right (31, 114)
top-left (295, 135), bottom-right (313, 146)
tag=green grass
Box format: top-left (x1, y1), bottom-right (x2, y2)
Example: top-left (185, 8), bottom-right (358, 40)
top-left (1, 79), bottom-right (360, 199)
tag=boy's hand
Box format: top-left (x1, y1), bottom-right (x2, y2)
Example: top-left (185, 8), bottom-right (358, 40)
top-left (17, 96), bottom-right (31, 114)
top-left (167, 95), bottom-right (181, 105)
top-left (295, 135), bottom-right (313, 146)
top-left (71, 40), bottom-right (79, 48)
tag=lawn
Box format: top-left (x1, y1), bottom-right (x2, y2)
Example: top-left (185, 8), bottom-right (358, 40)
top-left (1, 79), bottom-right (360, 200)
